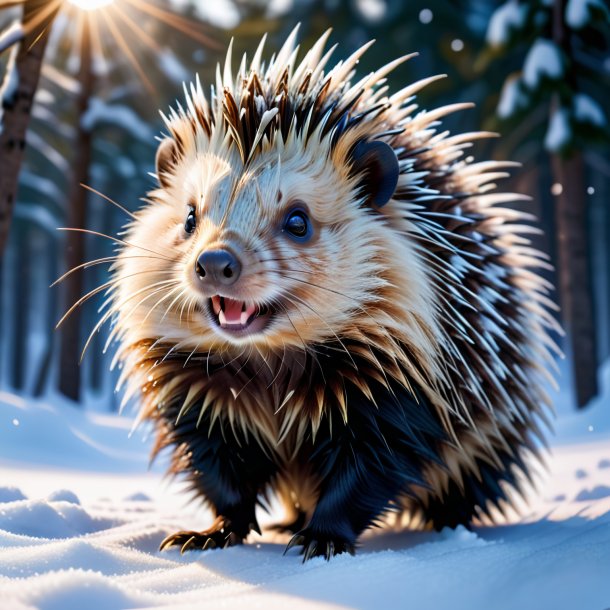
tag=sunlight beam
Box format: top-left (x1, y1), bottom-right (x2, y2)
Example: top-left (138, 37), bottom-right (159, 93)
top-left (69, 0), bottom-right (115, 11)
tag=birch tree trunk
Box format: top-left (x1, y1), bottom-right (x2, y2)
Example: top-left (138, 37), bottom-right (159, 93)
top-left (0, 0), bottom-right (60, 255)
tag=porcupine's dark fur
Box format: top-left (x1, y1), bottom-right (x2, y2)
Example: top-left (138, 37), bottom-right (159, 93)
top-left (104, 28), bottom-right (559, 560)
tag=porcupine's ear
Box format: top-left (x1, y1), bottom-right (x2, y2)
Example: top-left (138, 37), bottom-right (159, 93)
top-left (350, 140), bottom-right (399, 208)
top-left (155, 138), bottom-right (180, 188)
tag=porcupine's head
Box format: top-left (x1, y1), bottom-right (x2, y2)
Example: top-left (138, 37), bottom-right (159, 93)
top-left (112, 28), bottom-right (556, 444)
top-left (114, 30), bottom-right (443, 366)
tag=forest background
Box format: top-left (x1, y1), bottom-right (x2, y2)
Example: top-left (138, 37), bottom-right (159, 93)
top-left (0, 0), bottom-right (609, 413)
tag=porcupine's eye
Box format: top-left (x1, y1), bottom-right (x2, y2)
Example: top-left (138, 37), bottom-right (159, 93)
top-left (184, 205), bottom-right (196, 235)
top-left (283, 209), bottom-right (311, 242)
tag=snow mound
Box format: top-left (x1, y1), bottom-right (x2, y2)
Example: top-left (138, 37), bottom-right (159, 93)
top-left (0, 391), bottom-right (154, 472)
top-left (0, 496), bottom-right (113, 539)
top-left (0, 358), bottom-right (609, 609)
top-left (0, 477), bottom-right (609, 610)
top-left (0, 487), bottom-right (26, 503)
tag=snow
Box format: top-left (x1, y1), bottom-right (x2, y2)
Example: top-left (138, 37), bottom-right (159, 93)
top-left (497, 75), bottom-right (528, 118)
top-left (566, 0), bottom-right (609, 29)
top-left (0, 21), bottom-right (23, 55)
top-left (0, 360), bottom-right (609, 609)
top-left (486, 0), bottom-right (527, 47)
top-left (544, 107), bottom-right (571, 152)
top-left (573, 92), bottom-right (606, 126)
top-left (355, 0), bottom-right (387, 23)
top-left (81, 98), bottom-right (153, 142)
top-left (523, 39), bottom-right (563, 89)
top-left (167, 0), bottom-right (240, 29)
top-left (158, 49), bottom-right (191, 85)
top-left (0, 42), bottom-right (19, 122)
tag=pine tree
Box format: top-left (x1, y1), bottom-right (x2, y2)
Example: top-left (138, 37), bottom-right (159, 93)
top-left (486, 0), bottom-right (610, 407)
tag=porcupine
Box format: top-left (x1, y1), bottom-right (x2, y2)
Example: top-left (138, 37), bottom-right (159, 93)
top-left (105, 28), bottom-right (558, 561)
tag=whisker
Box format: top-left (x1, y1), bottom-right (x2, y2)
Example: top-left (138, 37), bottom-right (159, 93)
top-left (80, 183), bottom-right (137, 220)
top-left (274, 271), bottom-right (390, 338)
top-left (184, 341), bottom-right (202, 368)
top-left (270, 297), bottom-right (310, 358)
top-left (158, 287), bottom-right (189, 326)
top-left (282, 290), bottom-right (357, 371)
top-left (144, 285), bottom-right (185, 326)
top-left (57, 227), bottom-right (174, 261)
top-left (274, 296), bottom-right (326, 383)
top-left (233, 344), bottom-right (268, 399)
top-left (186, 294), bottom-right (200, 327)
top-left (95, 270), bottom-right (176, 316)
top-left (233, 341), bottom-right (255, 377)
top-left (83, 280), bottom-right (180, 360)
top-left (179, 291), bottom-right (197, 325)
top-left (52, 258), bottom-right (174, 287)
top-left (56, 279), bottom-right (115, 329)
top-left (267, 338), bottom-right (288, 389)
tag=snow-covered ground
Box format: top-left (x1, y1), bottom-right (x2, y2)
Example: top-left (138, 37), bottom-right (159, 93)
top-left (1, 362), bottom-right (610, 610)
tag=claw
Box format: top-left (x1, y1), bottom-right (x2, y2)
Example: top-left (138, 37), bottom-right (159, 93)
top-left (159, 515), bottom-right (244, 554)
top-left (159, 537), bottom-right (172, 552)
top-left (284, 527), bottom-right (356, 562)
top-left (284, 533), bottom-right (304, 555)
top-left (302, 541), bottom-right (318, 563)
top-left (180, 535), bottom-right (196, 554)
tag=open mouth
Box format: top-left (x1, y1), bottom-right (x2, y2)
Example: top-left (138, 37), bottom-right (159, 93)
top-left (209, 295), bottom-right (272, 335)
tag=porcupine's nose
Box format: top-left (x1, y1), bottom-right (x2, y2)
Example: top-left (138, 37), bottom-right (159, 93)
top-left (196, 249), bottom-right (242, 286)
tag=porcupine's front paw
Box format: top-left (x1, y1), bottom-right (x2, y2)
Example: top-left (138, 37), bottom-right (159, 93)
top-left (159, 515), bottom-right (255, 554)
top-left (285, 528), bottom-right (356, 562)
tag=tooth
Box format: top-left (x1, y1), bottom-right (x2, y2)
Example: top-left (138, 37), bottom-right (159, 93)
top-left (240, 311), bottom-right (248, 325)
top-left (219, 310), bottom-right (227, 326)
top-left (212, 296), bottom-right (221, 315)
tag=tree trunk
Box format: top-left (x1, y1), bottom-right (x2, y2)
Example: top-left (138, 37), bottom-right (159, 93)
top-left (10, 224), bottom-right (29, 390)
top-left (551, 0), bottom-right (598, 407)
top-left (0, 0), bottom-right (60, 255)
top-left (552, 152), bottom-right (598, 407)
top-left (58, 16), bottom-right (94, 402)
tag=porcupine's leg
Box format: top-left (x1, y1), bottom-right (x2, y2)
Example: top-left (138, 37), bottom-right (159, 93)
top-left (158, 406), bottom-right (277, 553)
top-left (286, 381), bottom-right (447, 561)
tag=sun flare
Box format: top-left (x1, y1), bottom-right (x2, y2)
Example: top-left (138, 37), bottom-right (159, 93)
top-left (68, 0), bottom-right (116, 11)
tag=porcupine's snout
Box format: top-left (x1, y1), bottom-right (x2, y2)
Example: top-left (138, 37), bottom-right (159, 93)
top-left (195, 249), bottom-right (242, 287)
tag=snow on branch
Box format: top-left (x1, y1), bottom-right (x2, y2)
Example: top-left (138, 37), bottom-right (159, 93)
top-left (81, 98), bottom-right (154, 142)
top-left (0, 21), bottom-right (23, 55)
top-left (545, 107), bottom-right (571, 152)
top-left (486, 0), bottom-right (527, 47)
top-left (41, 64), bottom-right (81, 96)
top-left (566, 0), bottom-right (610, 29)
top-left (573, 93), bottom-right (606, 127)
top-left (0, 44), bottom-right (19, 126)
top-left (523, 39), bottom-right (563, 89)
top-left (497, 75), bottom-right (528, 119)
